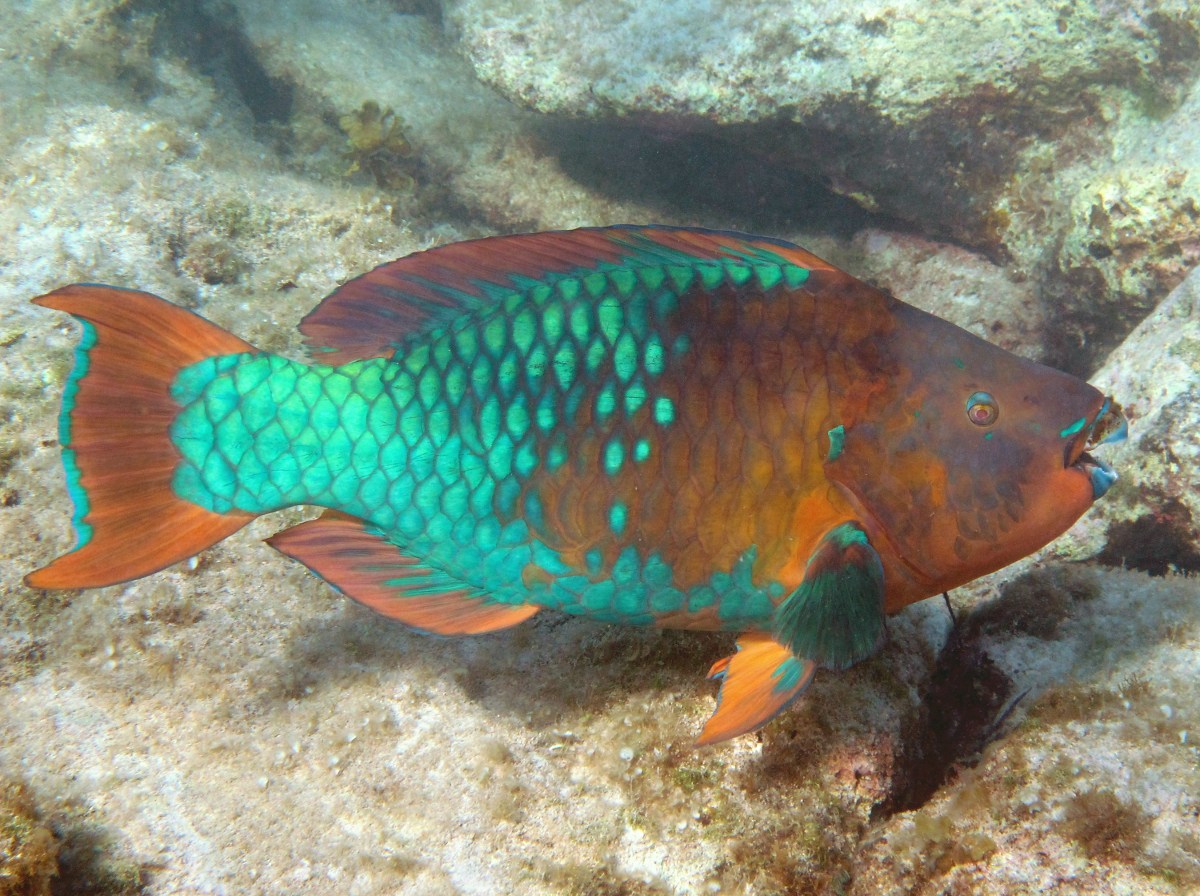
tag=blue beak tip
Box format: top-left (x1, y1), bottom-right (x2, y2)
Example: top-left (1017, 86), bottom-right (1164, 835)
top-left (1099, 414), bottom-right (1129, 447)
top-left (1090, 460), bottom-right (1118, 499)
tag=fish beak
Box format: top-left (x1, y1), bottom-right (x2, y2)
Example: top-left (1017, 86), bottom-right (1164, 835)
top-left (1085, 456), bottom-right (1118, 498)
top-left (1065, 397), bottom-right (1126, 499)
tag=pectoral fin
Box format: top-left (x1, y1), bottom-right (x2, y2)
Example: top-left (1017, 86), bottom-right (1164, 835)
top-left (776, 521), bottom-right (886, 671)
top-left (696, 632), bottom-right (816, 745)
top-left (697, 523), bottom-right (886, 744)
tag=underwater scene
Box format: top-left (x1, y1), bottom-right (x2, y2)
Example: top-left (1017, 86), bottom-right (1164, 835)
top-left (1, 0), bottom-right (1199, 893)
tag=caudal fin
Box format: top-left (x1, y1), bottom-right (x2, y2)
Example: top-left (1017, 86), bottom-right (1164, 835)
top-left (26, 285), bottom-right (257, 589)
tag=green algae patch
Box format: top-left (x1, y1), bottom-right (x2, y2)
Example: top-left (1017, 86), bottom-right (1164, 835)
top-left (339, 100), bottom-right (414, 190)
top-left (0, 778), bottom-right (58, 896)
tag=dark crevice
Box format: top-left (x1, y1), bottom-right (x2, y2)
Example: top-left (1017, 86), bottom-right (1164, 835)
top-left (538, 117), bottom-right (916, 238)
top-left (393, 0), bottom-right (443, 26)
top-left (1038, 265), bottom-right (1160, 377)
top-left (118, 0), bottom-right (294, 124)
top-left (875, 566), bottom-right (1101, 818)
top-left (875, 627), bottom-right (1013, 818)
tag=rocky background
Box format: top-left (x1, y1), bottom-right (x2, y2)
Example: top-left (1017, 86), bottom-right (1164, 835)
top-left (0, 1), bottom-right (1197, 893)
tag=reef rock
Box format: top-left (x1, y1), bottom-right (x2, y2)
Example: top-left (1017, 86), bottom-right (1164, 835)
top-left (443, 0), bottom-right (1199, 233)
top-left (1036, 77), bottom-right (1200, 362)
top-left (852, 564), bottom-right (1200, 895)
top-left (231, 0), bottom-right (662, 231)
top-left (1055, 263), bottom-right (1200, 575)
top-left (0, 778), bottom-right (58, 896)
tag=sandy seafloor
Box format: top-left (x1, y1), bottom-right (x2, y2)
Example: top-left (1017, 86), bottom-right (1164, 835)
top-left (1, 2), bottom-right (1199, 895)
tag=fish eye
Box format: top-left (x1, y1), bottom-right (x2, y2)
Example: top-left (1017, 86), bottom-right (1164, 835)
top-left (966, 391), bottom-right (999, 426)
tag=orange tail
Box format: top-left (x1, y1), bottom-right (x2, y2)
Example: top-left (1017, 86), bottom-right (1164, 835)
top-left (26, 285), bottom-right (257, 589)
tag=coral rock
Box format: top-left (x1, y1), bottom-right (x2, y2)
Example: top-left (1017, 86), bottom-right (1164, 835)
top-left (1057, 264), bottom-right (1200, 574)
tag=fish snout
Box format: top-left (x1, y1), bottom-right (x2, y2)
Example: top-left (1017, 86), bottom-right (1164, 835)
top-left (1066, 397), bottom-right (1127, 499)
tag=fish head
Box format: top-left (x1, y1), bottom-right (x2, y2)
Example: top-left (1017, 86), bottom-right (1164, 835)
top-left (826, 299), bottom-right (1126, 598)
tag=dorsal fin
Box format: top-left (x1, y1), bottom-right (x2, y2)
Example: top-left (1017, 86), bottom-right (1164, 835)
top-left (299, 225), bottom-right (837, 363)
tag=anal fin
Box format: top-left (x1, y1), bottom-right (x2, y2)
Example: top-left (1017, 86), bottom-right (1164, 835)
top-left (696, 632), bottom-right (815, 745)
top-left (267, 513), bottom-right (538, 635)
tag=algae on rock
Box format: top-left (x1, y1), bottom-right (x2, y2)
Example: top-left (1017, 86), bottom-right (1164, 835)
top-left (0, 779), bottom-right (57, 896)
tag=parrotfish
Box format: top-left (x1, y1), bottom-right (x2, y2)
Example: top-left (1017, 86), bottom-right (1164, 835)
top-left (27, 226), bottom-right (1126, 743)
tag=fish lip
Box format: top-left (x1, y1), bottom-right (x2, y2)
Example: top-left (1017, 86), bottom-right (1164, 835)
top-left (1073, 451), bottom-right (1119, 499)
top-left (1065, 397), bottom-right (1126, 499)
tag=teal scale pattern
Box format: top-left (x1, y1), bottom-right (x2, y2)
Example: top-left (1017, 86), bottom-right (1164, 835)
top-left (169, 258), bottom-right (809, 629)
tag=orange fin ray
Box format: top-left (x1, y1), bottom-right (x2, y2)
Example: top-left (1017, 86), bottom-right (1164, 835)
top-left (26, 285), bottom-right (255, 589)
top-left (267, 513), bottom-right (539, 635)
top-left (696, 632), bottom-right (815, 745)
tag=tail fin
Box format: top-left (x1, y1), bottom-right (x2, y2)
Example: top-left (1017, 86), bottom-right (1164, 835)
top-left (26, 285), bottom-right (257, 589)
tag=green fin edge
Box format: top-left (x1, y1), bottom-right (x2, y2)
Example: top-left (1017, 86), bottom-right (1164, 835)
top-left (59, 319), bottom-right (97, 550)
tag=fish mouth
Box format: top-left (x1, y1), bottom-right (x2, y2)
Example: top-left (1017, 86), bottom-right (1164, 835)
top-left (1065, 396), bottom-right (1127, 499)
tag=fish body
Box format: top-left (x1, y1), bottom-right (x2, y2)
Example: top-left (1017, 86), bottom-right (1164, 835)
top-left (27, 226), bottom-right (1124, 742)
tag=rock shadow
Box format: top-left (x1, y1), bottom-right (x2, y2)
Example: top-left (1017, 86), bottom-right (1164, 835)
top-left (264, 603), bottom-right (727, 730)
top-left (539, 116), bottom-right (895, 237)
